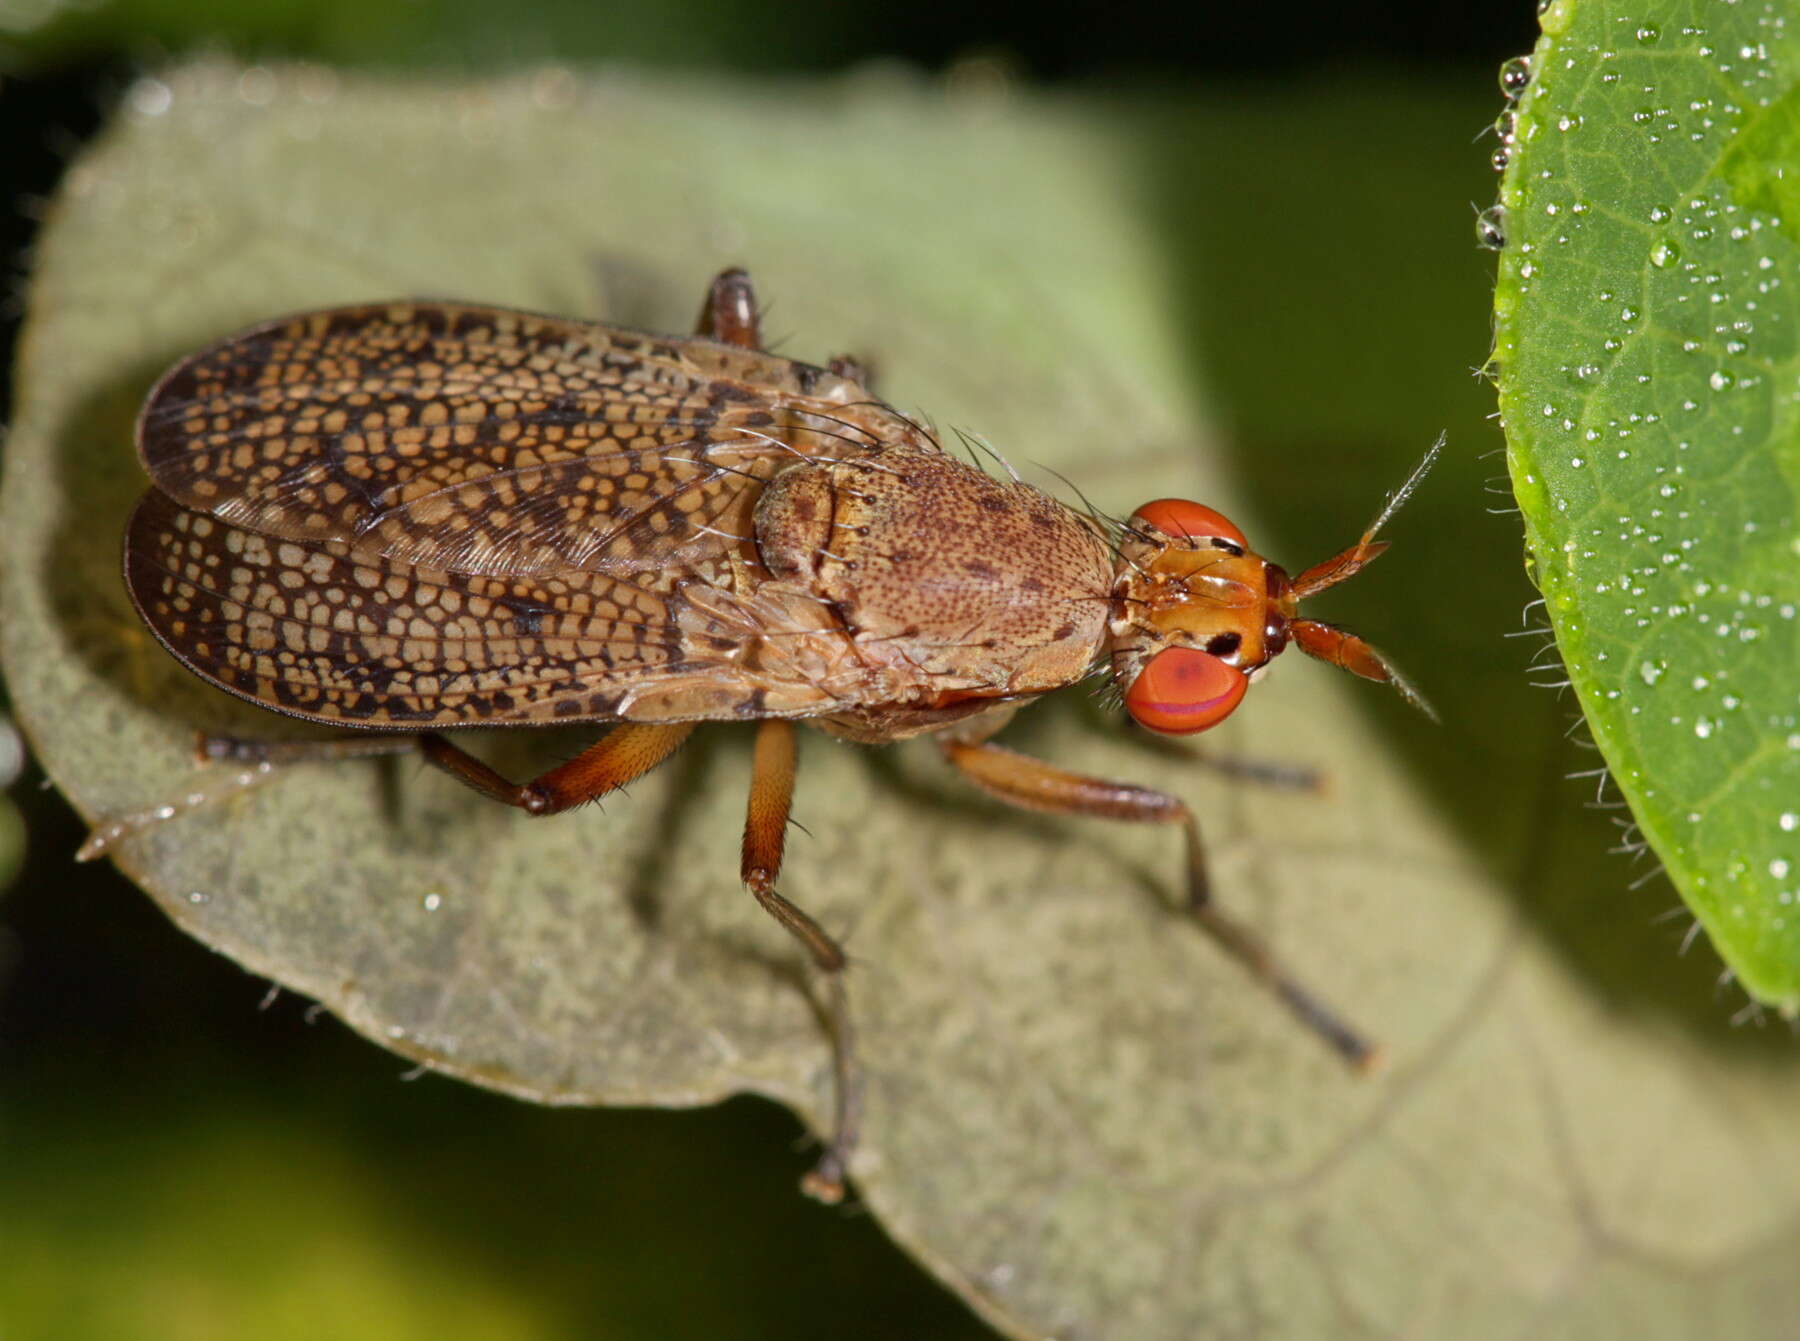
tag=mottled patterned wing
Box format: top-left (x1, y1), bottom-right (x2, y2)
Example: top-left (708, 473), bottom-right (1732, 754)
top-left (136, 302), bottom-right (933, 579)
top-left (124, 491), bottom-right (861, 728)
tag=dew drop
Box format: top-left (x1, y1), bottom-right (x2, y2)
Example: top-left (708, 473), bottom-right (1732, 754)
top-left (237, 65), bottom-right (277, 107)
top-left (1650, 238), bottom-right (1681, 267)
top-left (1476, 204), bottom-right (1508, 250)
top-left (1500, 56), bottom-right (1534, 97)
top-left (129, 77), bottom-right (175, 118)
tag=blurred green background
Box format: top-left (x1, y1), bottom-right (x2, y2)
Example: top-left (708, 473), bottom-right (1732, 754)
top-left (0, 3), bottom-right (1546, 1338)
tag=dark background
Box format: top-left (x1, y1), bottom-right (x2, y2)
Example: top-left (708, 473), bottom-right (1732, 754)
top-left (1, 4), bottom-right (1537, 1338)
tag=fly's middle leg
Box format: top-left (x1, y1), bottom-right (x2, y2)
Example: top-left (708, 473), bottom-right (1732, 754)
top-left (741, 718), bottom-right (861, 1203)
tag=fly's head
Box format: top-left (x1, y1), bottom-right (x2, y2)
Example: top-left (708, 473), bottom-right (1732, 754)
top-left (1105, 441), bottom-right (1441, 735)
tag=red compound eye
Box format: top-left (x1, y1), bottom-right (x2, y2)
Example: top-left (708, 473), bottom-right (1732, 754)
top-left (1131, 499), bottom-right (1247, 549)
top-left (1124, 646), bottom-right (1248, 735)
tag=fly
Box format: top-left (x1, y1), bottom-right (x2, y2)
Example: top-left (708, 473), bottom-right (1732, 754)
top-left (94, 269), bottom-right (1438, 1201)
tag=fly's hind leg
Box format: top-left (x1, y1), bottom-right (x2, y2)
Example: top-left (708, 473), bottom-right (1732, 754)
top-left (741, 719), bottom-right (861, 1203)
top-left (939, 736), bottom-right (1377, 1069)
top-left (696, 268), bottom-right (762, 349)
top-left (194, 722), bottom-right (697, 816)
top-left (80, 723), bottom-right (696, 859)
top-left (694, 268), bottom-right (871, 392)
top-left (826, 355), bottom-right (872, 385)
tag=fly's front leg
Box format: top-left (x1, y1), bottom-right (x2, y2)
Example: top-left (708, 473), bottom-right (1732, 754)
top-left (939, 738), bottom-right (1377, 1069)
top-left (1186, 748), bottom-right (1324, 794)
top-left (741, 719), bottom-right (861, 1203)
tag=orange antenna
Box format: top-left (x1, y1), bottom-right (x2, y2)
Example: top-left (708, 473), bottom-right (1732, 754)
top-left (1288, 434), bottom-right (1443, 720)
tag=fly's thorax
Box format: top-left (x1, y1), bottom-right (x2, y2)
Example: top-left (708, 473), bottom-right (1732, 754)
top-left (1107, 531), bottom-right (1298, 693)
top-left (753, 448), bottom-right (1112, 693)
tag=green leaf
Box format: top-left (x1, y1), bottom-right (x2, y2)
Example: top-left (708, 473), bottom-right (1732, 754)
top-left (8, 58), bottom-right (1800, 1339)
top-left (1495, 2), bottom-right (1800, 1005)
